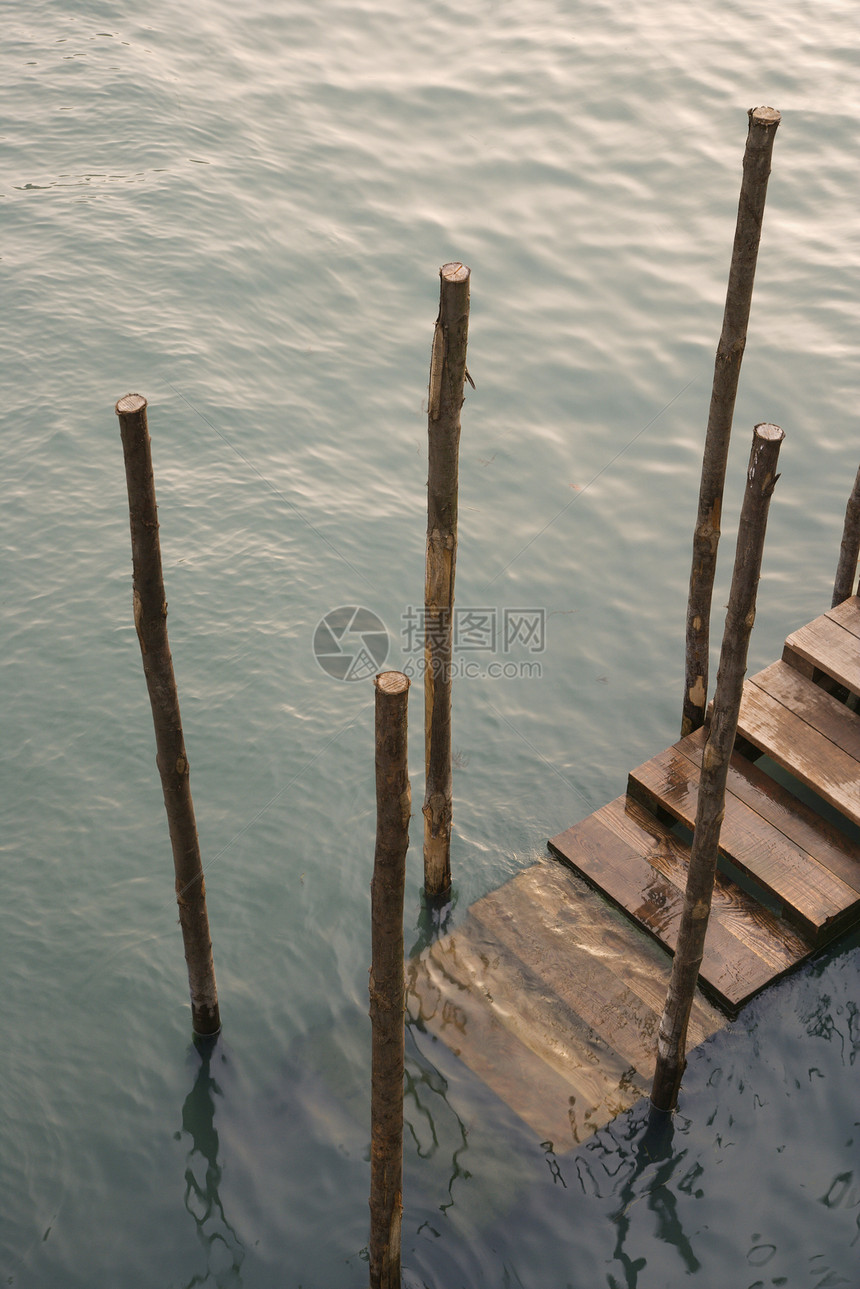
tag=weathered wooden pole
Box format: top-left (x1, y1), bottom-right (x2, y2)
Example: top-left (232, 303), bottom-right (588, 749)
top-left (423, 262), bottom-right (471, 899)
top-left (369, 671), bottom-right (411, 1289)
top-left (682, 106), bottom-right (781, 737)
top-left (832, 462), bottom-right (860, 606)
top-left (654, 422), bottom-right (784, 1113)
top-left (116, 393), bottom-right (221, 1037)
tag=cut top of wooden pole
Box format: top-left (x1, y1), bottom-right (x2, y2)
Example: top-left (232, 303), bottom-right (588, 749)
top-left (376, 671), bottom-right (411, 697)
top-left (751, 420), bottom-right (784, 446)
top-left (116, 392), bottom-right (147, 415)
top-left (681, 107), bottom-right (781, 739)
top-left (441, 260), bottom-right (470, 283)
top-left (375, 671), bottom-right (412, 860)
top-left (428, 262), bottom-right (471, 430)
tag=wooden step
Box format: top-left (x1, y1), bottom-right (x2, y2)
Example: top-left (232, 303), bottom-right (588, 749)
top-left (549, 796), bottom-right (813, 1013)
top-left (828, 596), bottom-right (860, 640)
top-left (407, 861), bottom-right (725, 1149)
top-left (680, 729), bottom-right (860, 896)
top-left (783, 596), bottom-right (860, 696)
top-left (628, 727), bottom-right (860, 943)
top-left (404, 599), bottom-right (860, 1152)
top-left (408, 921), bottom-right (626, 1147)
top-left (598, 790), bottom-right (820, 965)
top-left (737, 660), bottom-right (860, 829)
top-left (473, 848), bottom-right (724, 1049)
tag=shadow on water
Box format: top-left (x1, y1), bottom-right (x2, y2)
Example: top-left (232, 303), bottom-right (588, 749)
top-left (178, 1036), bottom-right (245, 1289)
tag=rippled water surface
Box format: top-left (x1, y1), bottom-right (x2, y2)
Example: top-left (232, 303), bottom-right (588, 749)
top-left (3, 1), bottom-right (859, 1285)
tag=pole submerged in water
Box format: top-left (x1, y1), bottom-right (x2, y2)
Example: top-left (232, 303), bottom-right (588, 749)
top-left (423, 261), bottom-right (471, 900)
top-left (369, 671), bottom-right (411, 1289)
top-left (116, 393), bottom-right (221, 1038)
top-left (682, 106), bottom-right (781, 737)
top-left (654, 422), bottom-right (784, 1113)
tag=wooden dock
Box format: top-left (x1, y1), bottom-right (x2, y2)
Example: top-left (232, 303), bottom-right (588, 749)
top-left (407, 598), bottom-right (860, 1149)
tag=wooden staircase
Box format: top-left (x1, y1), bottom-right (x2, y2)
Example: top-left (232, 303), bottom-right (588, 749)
top-left (408, 599), bottom-right (860, 1150)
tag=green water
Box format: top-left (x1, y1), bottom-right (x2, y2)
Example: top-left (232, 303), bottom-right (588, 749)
top-left (3, 1), bottom-right (859, 1284)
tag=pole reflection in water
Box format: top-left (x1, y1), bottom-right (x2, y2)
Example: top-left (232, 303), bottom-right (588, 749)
top-left (405, 1026), bottom-right (472, 1221)
top-left (179, 1037), bottom-right (245, 1288)
top-left (409, 890), bottom-right (458, 959)
top-left (611, 1110), bottom-right (701, 1283)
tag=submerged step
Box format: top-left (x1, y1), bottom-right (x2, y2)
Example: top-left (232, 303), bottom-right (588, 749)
top-left (407, 861), bottom-right (724, 1149)
top-left (483, 854), bottom-right (721, 1046)
top-left (408, 927), bottom-right (607, 1147)
top-left (408, 603), bottom-right (860, 1148)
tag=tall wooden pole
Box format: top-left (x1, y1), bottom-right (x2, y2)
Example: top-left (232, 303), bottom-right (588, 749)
top-left (423, 262), bottom-right (471, 899)
top-left (832, 462), bottom-right (860, 607)
top-left (654, 422), bottom-right (784, 1113)
top-left (682, 106), bottom-right (781, 736)
top-left (369, 671), bottom-right (411, 1289)
top-left (116, 393), bottom-right (221, 1037)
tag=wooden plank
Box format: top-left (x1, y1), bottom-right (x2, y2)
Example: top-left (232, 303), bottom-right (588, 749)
top-left (548, 811), bottom-right (778, 1012)
top-left (423, 916), bottom-right (649, 1127)
top-left (407, 943), bottom-right (601, 1146)
top-left (445, 918), bottom-right (648, 1100)
top-left (596, 795), bottom-right (813, 968)
top-left (782, 644), bottom-right (815, 680)
top-left (480, 862), bottom-right (723, 1047)
top-left (736, 679), bottom-right (860, 828)
top-left (550, 812), bottom-right (685, 939)
top-left (406, 864), bottom-right (723, 1146)
top-left (406, 600), bottom-right (860, 1145)
top-left (783, 611), bottom-right (860, 697)
top-left (749, 661), bottom-right (860, 761)
top-left (470, 882), bottom-right (662, 1077)
top-left (628, 739), bottom-right (858, 940)
top-left (683, 726), bottom-right (860, 899)
top-left (826, 595), bottom-right (860, 641)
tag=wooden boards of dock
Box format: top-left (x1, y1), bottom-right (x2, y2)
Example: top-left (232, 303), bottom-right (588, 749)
top-left (407, 598), bottom-right (860, 1150)
top-left (407, 861), bottom-right (727, 1148)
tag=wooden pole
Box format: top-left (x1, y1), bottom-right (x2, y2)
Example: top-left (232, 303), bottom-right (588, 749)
top-left (654, 422), bottom-right (784, 1113)
top-left (423, 261), bottom-right (471, 899)
top-left (116, 393), bottom-right (221, 1038)
top-left (369, 671), bottom-right (411, 1289)
top-left (832, 462), bottom-right (860, 607)
top-left (682, 106), bottom-right (781, 737)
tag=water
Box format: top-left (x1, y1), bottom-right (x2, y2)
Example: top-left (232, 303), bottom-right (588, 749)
top-left (3, 1), bottom-right (859, 1284)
